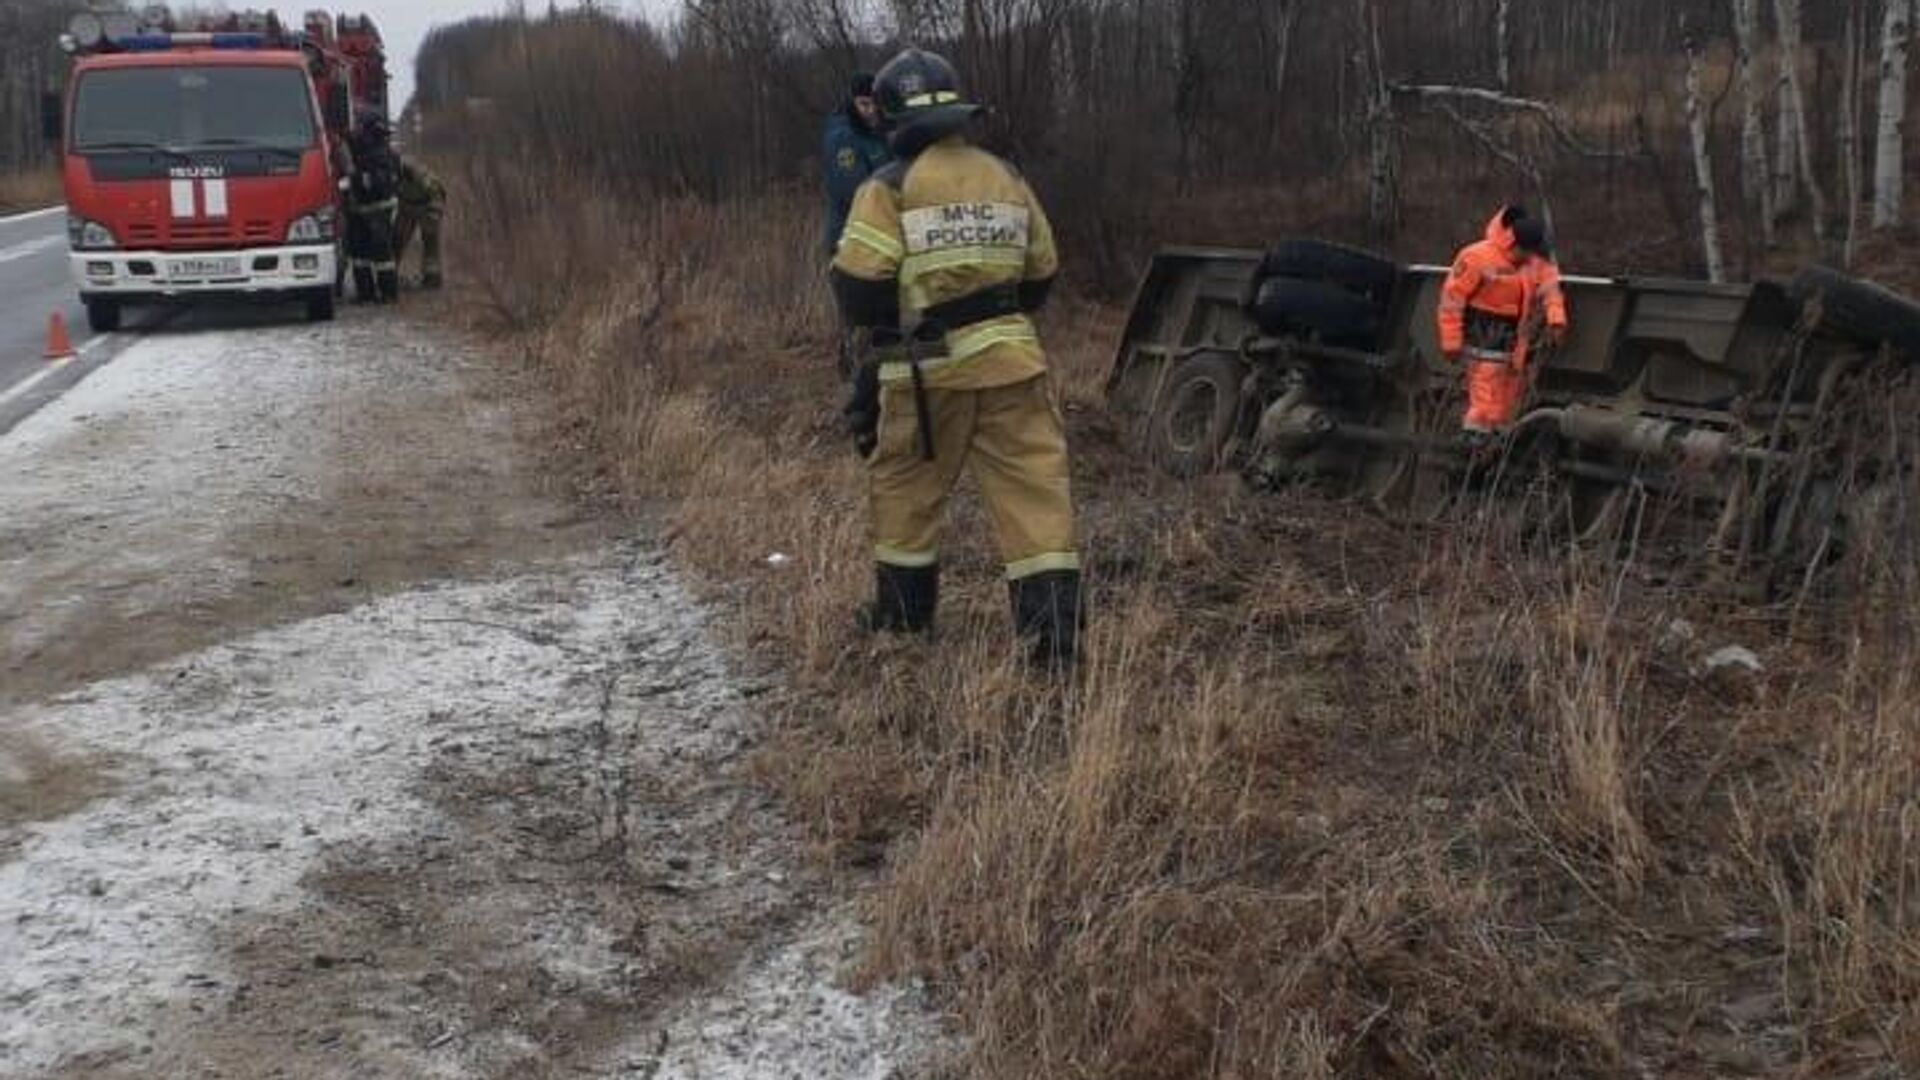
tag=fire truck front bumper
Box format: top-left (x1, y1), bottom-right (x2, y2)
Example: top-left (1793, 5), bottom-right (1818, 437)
top-left (73, 245), bottom-right (338, 298)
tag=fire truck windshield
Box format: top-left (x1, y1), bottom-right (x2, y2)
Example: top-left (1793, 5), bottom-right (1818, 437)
top-left (71, 65), bottom-right (316, 155)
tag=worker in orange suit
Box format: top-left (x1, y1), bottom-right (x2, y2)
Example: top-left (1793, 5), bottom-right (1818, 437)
top-left (1437, 206), bottom-right (1568, 436)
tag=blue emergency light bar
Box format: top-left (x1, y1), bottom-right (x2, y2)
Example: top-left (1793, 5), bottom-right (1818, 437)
top-left (112, 31), bottom-right (291, 51)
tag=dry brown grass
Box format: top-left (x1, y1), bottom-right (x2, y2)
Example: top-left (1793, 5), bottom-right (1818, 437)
top-left (0, 167), bottom-right (61, 215)
top-left (441, 158), bottom-right (1920, 1077)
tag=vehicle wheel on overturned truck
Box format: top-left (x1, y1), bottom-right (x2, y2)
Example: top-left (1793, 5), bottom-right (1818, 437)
top-left (1246, 239), bottom-right (1400, 308)
top-left (1146, 351), bottom-right (1249, 478)
top-left (1249, 277), bottom-right (1386, 351)
top-left (1788, 266), bottom-right (1920, 357)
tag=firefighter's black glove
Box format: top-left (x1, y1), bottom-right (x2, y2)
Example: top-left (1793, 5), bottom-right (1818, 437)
top-left (844, 352), bottom-right (882, 460)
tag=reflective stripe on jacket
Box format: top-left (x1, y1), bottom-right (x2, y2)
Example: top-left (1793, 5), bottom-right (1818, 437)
top-left (1438, 209), bottom-right (1567, 363)
top-left (832, 137), bottom-right (1060, 391)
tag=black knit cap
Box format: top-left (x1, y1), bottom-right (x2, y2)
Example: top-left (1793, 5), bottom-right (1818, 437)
top-left (851, 72), bottom-right (876, 98)
top-left (1512, 216), bottom-right (1551, 256)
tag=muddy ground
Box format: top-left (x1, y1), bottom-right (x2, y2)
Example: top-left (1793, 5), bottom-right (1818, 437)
top-left (0, 306), bottom-right (941, 1078)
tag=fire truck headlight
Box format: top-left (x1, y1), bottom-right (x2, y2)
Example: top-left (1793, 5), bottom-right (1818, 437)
top-left (287, 208), bottom-right (335, 244)
top-left (68, 216), bottom-right (117, 251)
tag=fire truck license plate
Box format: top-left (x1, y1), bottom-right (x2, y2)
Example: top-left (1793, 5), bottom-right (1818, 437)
top-left (169, 257), bottom-right (242, 279)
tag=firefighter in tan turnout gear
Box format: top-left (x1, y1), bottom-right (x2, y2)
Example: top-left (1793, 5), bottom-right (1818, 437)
top-left (831, 48), bottom-right (1082, 667)
top-left (394, 155), bottom-right (446, 290)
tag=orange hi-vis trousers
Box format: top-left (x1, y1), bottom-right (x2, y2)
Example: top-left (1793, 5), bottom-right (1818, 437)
top-left (1462, 352), bottom-right (1529, 432)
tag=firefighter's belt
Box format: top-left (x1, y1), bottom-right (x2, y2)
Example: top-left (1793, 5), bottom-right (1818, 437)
top-left (920, 284), bottom-right (1022, 333)
top-left (349, 198), bottom-right (399, 215)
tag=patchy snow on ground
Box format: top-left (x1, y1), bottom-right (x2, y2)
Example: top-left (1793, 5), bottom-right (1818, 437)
top-left (629, 913), bottom-right (951, 1080)
top-left (1, 552), bottom-right (644, 1069)
top-left (0, 310), bottom-right (944, 1078)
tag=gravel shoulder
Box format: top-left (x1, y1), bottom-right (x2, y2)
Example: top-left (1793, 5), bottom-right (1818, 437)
top-left (0, 305), bottom-right (941, 1078)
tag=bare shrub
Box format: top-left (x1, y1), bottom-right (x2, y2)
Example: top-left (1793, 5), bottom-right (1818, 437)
top-left (0, 166), bottom-right (60, 215)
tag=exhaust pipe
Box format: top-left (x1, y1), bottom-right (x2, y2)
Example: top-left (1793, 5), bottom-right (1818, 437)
top-left (1539, 405), bottom-right (1781, 468)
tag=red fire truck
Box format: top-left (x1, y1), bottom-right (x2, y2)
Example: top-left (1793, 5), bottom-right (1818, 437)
top-left (51, 7), bottom-right (389, 332)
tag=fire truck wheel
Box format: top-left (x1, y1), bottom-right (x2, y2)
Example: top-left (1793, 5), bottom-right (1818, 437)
top-left (306, 287), bottom-right (337, 323)
top-left (85, 298), bottom-right (122, 335)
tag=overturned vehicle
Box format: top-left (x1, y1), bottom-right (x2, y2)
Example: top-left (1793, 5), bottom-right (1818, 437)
top-left (1106, 241), bottom-right (1920, 571)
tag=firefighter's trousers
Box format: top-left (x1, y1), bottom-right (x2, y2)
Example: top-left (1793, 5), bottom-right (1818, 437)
top-left (395, 204), bottom-right (443, 288)
top-left (869, 373), bottom-right (1078, 582)
top-left (346, 198), bottom-right (400, 303)
top-left (1462, 352), bottom-right (1529, 432)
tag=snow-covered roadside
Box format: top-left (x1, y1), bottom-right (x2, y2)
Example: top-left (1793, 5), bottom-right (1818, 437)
top-left (2, 552), bottom-right (657, 1071)
top-left (0, 309), bottom-right (942, 1077)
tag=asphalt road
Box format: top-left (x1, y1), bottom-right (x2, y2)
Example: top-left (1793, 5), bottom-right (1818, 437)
top-left (0, 205), bottom-right (201, 436)
top-left (0, 206), bottom-right (104, 435)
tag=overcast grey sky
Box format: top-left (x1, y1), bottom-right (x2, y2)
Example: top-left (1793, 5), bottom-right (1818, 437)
top-left (356, 0), bottom-right (675, 110)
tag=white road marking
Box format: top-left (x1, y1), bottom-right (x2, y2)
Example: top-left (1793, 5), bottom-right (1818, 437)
top-left (0, 235), bottom-right (64, 265)
top-left (0, 204), bottom-right (65, 226)
top-left (0, 333), bottom-right (105, 412)
top-left (0, 355), bottom-right (77, 410)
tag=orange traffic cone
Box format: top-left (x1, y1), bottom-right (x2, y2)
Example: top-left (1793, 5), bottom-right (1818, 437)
top-left (44, 312), bottom-right (76, 361)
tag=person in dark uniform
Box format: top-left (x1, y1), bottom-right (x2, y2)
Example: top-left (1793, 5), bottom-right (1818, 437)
top-left (821, 72), bottom-right (892, 257)
top-left (344, 115), bottom-right (401, 304)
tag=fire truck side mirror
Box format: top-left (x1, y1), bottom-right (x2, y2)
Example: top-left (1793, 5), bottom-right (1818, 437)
top-left (40, 92), bottom-right (63, 145)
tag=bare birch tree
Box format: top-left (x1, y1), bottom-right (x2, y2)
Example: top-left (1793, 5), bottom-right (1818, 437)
top-left (1844, 0), bottom-right (1867, 264)
top-left (1873, 0), bottom-right (1912, 228)
top-left (1257, 0), bottom-right (1301, 157)
top-left (1733, 0), bottom-right (1775, 248)
top-left (1357, 0), bottom-right (1397, 237)
top-left (1496, 0), bottom-right (1513, 90)
top-left (1774, 0), bottom-right (1829, 243)
top-left (1773, 0), bottom-right (1804, 221)
top-left (1684, 24), bottom-right (1725, 280)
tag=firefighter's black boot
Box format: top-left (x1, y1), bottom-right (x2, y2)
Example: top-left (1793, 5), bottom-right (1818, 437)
top-left (1010, 570), bottom-right (1083, 670)
top-left (378, 269), bottom-right (401, 303)
top-left (352, 266), bottom-right (377, 304)
top-left (858, 564), bottom-right (938, 635)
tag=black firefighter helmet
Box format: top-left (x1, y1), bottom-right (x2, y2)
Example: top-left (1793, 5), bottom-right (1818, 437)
top-left (873, 48), bottom-right (983, 154)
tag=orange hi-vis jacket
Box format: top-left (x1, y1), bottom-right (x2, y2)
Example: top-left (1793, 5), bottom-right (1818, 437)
top-left (1437, 210), bottom-right (1567, 371)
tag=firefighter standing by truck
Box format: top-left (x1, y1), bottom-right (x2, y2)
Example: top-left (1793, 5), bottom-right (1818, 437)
top-left (394, 153), bottom-right (446, 290)
top-left (344, 115), bottom-right (402, 304)
top-left (831, 48), bottom-right (1083, 668)
top-left (1437, 205), bottom-right (1569, 437)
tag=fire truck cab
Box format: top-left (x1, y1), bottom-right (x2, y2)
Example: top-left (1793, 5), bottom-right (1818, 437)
top-left (53, 7), bottom-right (388, 332)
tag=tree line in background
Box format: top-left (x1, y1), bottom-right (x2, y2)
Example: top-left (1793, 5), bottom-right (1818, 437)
top-left (0, 1), bottom-right (83, 173)
top-left (415, 0), bottom-right (1917, 287)
top-left (1, 0), bottom-right (1909, 285)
